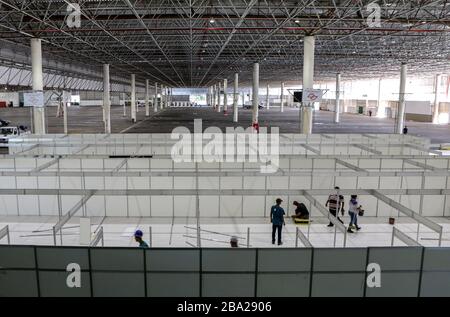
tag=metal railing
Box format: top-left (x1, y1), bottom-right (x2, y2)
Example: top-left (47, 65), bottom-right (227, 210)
top-left (0, 225), bottom-right (10, 244)
top-left (391, 227), bottom-right (422, 246)
top-left (90, 226), bottom-right (104, 247)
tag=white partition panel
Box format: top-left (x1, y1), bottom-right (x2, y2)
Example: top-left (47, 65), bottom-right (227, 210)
top-left (128, 177), bottom-right (150, 190)
top-left (128, 196), bottom-right (151, 217)
top-left (422, 196), bottom-right (445, 217)
top-left (174, 196), bottom-right (196, 217)
top-left (377, 195), bottom-right (401, 217)
top-left (402, 176), bottom-right (422, 189)
top-left (244, 177), bottom-right (265, 189)
top-left (357, 177), bottom-right (379, 189)
top-left (18, 195), bottom-right (39, 215)
top-left (151, 177), bottom-right (173, 189)
top-left (105, 196), bottom-right (127, 216)
top-left (39, 195), bottom-right (58, 216)
top-left (424, 177), bottom-right (446, 189)
top-left (312, 175), bottom-right (334, 189)
top-left (337, 177), bottom-right (357, 189)
top-left (151, 196), bottom-right (173, 217)
top-left (86, 196), bottom-right (105, 217)
top-left (0, 195), bottom-right (18, 215)
top-left (16, 177), bottom-right (37, 189)
top-left (220, 177), bottom-right (241, 190)
top-left (199, 196), bottom-right (219, 217)
top-left (289, 175), bottom-right (311, 189)
top-left (0, 176), bottom-right (16, 189)
top-left (243, 196), bottom-right (265, 217)
top-left (174, 177), bottom-right (196, 189)
top-left (380, 177), bottom-right (402, 189)
top-left (220, 196), bottom-right (242, 217)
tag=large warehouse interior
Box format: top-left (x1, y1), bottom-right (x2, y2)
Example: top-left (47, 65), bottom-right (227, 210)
top-left (1, 0), bottom-right (450, 299)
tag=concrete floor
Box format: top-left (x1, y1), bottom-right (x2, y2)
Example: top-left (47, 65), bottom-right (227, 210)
top-left (1, 215), bottom-right (449, 248)
top-left (1, 105), bottom-right (449, 144)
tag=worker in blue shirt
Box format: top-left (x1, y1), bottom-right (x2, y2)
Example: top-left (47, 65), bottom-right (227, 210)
top-left (134, 230), bottom-right (149, 248)
top-left (270, 198), bottom-right (286, 245)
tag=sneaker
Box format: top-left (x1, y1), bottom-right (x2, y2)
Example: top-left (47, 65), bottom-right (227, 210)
top-left (327, 223), bottom-right (334, 227)
top-left (272, 241), bottom-right (275, 245)
top-left (356, 226), bottom-right (362, 231)
top-left (347, 228), bottom-right (354, 233)
top-left (278, 242), bottom-right (283, 246)
top-left (349, 224), bottom-right (356, 229)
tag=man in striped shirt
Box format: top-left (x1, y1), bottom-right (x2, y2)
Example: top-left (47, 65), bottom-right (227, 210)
top-left (325, 186), bottom-right (345, 227)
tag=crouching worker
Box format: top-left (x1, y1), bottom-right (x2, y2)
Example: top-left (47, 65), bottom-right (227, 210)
top-left (134, 230), bottom-right (149, 248)
top-left (291, 201), bottom-right (310, 223)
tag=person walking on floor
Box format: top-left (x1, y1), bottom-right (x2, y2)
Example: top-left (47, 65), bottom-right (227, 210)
top-left (347, 195), bottom-right (362, 233)
top-left (270, 198), bottom-right (285, 245)
top-left (134, 230), bottom-right (149, 248)
top-left (325, 186), bottom-right (345, 227)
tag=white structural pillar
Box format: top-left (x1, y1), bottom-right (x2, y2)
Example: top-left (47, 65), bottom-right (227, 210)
top-left (160, 85), bottom-right (165, 109)
top-left (122, 92), bottom-right (126, 116)
top-left (301, 35), bottom-right (315, 134)
top-left (396, 63), bottom-right (407, 134)
top-left (266, 83), bottom-right (270, 109)
top-left (334, 73), bottom-right (341, 123)
top-left (376, 78), bottom-right (383, 117)
top-left (31, 38), bottom-right (46, 134)
top-left (103, 64), bottom-right (111, 133)
top-left (131, 74), bottom-right (136, 122)
top-left (154, 83), bottom-right (158, 112)
top-left (223, 79), bottom-right (228, 113)
top-left (252, 62), bottom-right (259, 124)
top-left (217, 82), bottom-right (221, 112)
top-left (145, 79), bottom-right (150, 116)
top-left (233, 73), bottom-right (239, 122)
top-left (280, 82), bottom-right (284, 112)
top-left (432, 74), bottom-right (442, 124)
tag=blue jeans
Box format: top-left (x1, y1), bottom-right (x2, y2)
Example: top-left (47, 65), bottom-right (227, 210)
top-left (349, 211), bottom-right (358, 227)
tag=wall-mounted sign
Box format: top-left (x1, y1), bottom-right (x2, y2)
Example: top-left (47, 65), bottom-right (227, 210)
top-left (23, 91), bottom-right (44, 107)
top-left (302, 88), bottom-right (323, 103)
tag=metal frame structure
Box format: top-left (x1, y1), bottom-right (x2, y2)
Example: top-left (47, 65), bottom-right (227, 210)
top-left (0, 1), bottom-right (449, 89)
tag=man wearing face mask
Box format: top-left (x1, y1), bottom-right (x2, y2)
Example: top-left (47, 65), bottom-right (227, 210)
top-left (325, 186), bottom-right (345, 227)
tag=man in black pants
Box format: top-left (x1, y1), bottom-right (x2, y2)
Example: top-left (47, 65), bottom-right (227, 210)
top-left (270, 198), bottom-right (285, 245)
top-left (325, 186), bottom-right (345, 227)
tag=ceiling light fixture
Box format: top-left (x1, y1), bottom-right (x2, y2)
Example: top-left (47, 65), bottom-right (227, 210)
top-left (209, 18), bottom-right (215, 23)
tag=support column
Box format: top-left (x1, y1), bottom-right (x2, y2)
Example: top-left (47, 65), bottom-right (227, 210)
top-left (252, 62), bottom-right (259, 124)
top-left (301, 36), bottom-right (315, 134)
top-left (103, 64), bottom-right (111, 133)
top-left (122, 92), bottom-right (126, 116)
top-left (154, 83), bottom-right (158, 112)
top-left (334, 73), bottom-right (341, 123)
top-left (266, 83), bottom-right (270, 109)
top-left (145, 79), bottom-right (150, 116)
top-left (223, 79), bottom-right (228, 113)
top-left (212, 85), bottom-right (216, 108)
top-left (217, 82), bottom-right (221, 112)
top-left (280, 82), bottom-right (284, 112)
top-left (130, 74), bottom-right (136, 122)
top-left (376, 78), bottom-right (383, 118)
top-left (396, 63), bottom-right (407, 134)
top-left (432, 74), bottom-right (442, 124)
top-left (31, 38), bottom-right (46, 134)
top-left (233, 73), bottom-right (239, 122)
